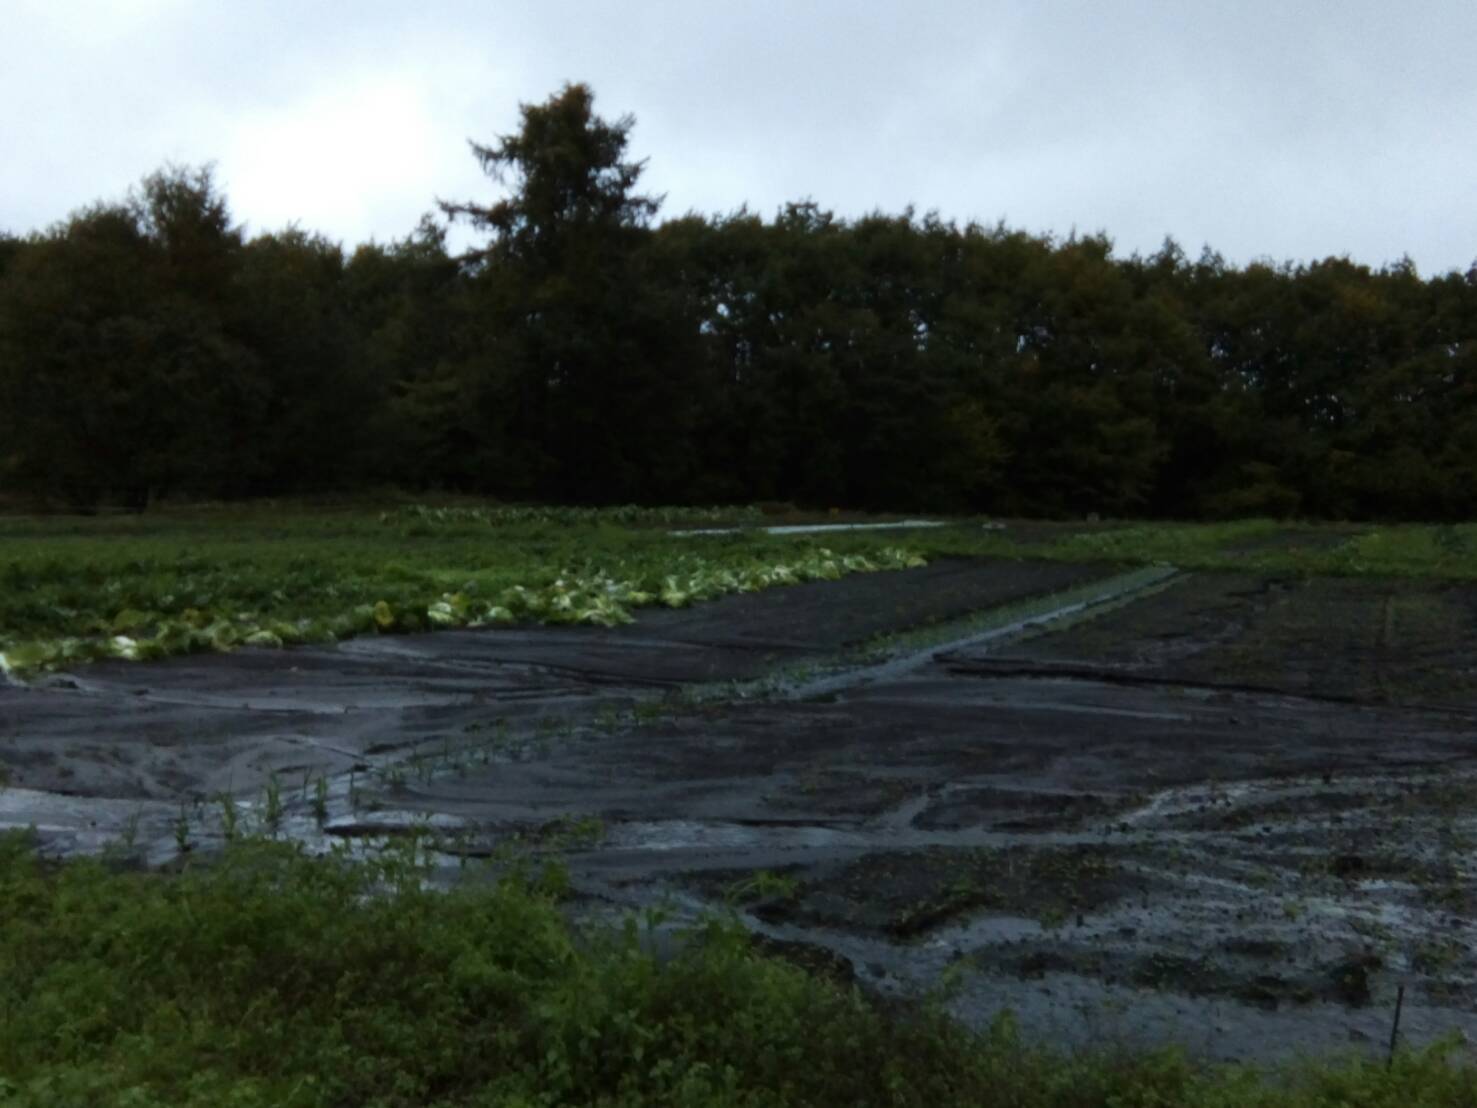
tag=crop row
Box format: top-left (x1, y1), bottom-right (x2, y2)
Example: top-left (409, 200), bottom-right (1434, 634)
top-left (0, 546), bottom-right (925, 677)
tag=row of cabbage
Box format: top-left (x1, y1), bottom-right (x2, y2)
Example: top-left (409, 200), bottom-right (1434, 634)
top-left (381, 504), bottom-right (766, 528)
top-left (0, 547), bottom-right (925, 678)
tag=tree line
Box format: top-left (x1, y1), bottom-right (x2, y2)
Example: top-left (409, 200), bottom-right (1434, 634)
top-left (2, 83), bottom-right (1474, 519)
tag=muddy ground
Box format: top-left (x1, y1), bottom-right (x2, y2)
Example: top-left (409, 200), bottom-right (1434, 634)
top-left (4, 558), bottom-right (1476, 1065)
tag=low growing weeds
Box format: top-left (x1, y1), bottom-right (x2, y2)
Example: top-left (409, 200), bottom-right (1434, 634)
top-left (914, 518), bottom-right (1477, 580)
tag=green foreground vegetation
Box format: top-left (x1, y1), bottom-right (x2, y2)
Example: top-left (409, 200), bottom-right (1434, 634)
top-left (3, 833), bottom-right (1474, 1108)
top-left (5, 504), bottom-right (1477, 677)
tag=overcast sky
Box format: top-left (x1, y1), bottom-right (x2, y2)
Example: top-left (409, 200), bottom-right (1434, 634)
top-left (6, 0), bottom-right (1475, 274)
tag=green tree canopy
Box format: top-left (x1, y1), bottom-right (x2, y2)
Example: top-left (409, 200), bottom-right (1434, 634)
top-left (442, 83), bottom-right (692, 502)
top-left (0, 168), bottom-right (254, 508)
top-left (3, 86), bottom-right (1476, 519)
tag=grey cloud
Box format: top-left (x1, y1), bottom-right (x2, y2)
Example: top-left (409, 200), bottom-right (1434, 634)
top-left (4, 0), bottom-right (1474, 272)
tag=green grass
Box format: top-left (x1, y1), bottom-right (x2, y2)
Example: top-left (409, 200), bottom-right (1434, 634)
top-left (911, 518), bottom-right (1477, 580)
top-left (1, 832), bottom-right (1473, 1107)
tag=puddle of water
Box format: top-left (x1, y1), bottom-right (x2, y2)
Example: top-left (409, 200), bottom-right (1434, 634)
top-left (606, 819), bottom-right (862, 852)
top-left (325, 810), bottom-right (473, 836)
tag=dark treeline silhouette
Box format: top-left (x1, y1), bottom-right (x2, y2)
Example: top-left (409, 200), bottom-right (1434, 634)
top-left (2, 84), bottom-right (1475, 518)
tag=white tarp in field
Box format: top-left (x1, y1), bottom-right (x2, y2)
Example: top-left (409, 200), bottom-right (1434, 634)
top-left (672, 520), bottom-right (952, 536)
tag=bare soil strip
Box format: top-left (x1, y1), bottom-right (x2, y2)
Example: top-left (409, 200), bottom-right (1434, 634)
top-left (0, 558), bottom-right (1108, 833)
top-left (964, 572), bottom-right (1477, 708)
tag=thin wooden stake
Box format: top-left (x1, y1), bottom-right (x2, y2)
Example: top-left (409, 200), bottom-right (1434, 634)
top-left (1386, 983), bottom-right (1406, 1069)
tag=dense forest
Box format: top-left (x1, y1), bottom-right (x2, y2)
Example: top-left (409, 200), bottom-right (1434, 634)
top-left (2, 84), bottom-right (1474, 519)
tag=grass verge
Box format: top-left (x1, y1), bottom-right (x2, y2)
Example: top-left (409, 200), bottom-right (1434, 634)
top-left (914, 518), bottom-right (1477, 580)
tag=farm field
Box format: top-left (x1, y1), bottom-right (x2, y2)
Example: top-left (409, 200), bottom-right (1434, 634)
top-left (5, 506), bottom-right (1477, 1099)
top-left (6, 504), bottom-right (1477, 680)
